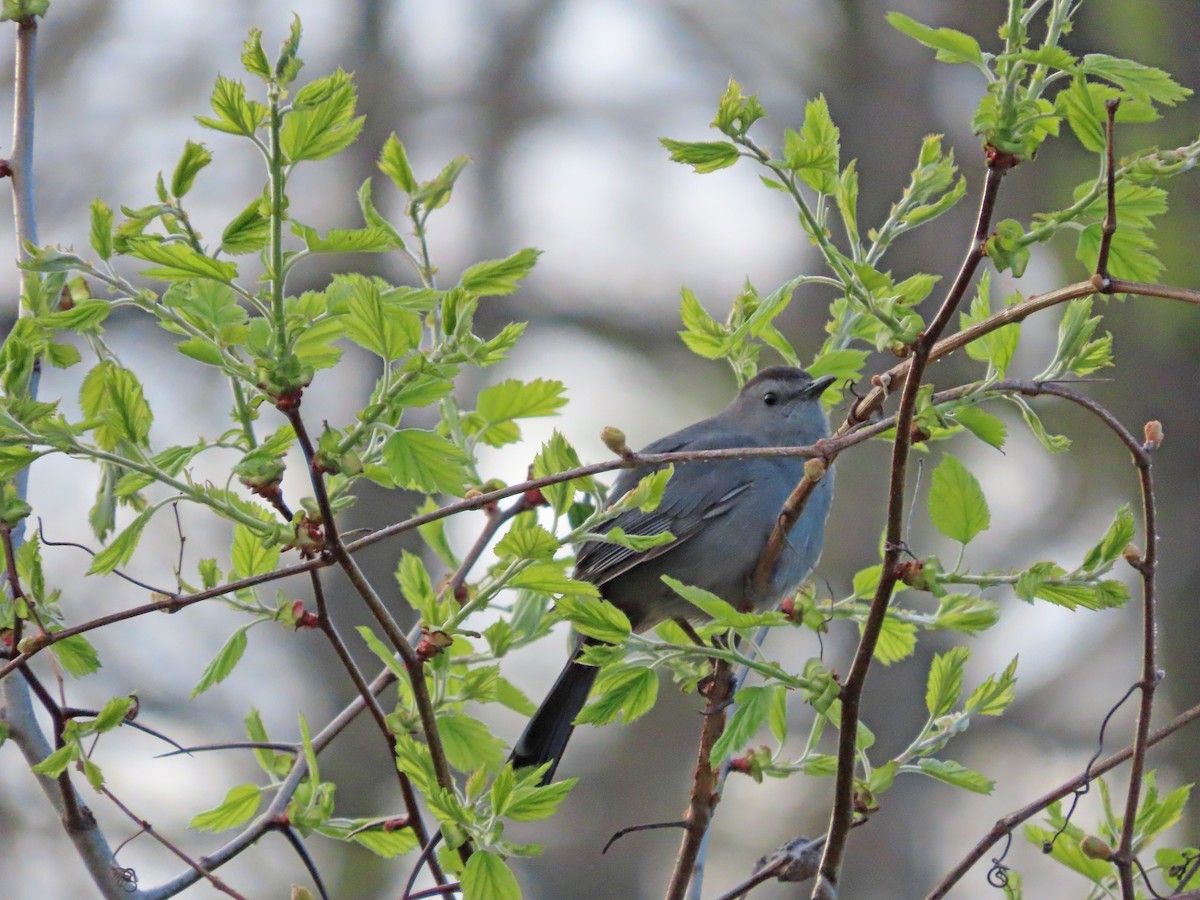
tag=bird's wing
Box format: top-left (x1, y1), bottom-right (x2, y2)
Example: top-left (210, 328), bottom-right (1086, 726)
top-left (573, 424), bottom-right (757, 587)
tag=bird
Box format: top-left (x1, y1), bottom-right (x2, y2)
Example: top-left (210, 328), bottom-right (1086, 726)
top-left (510, 366), bottom-right (836, 783)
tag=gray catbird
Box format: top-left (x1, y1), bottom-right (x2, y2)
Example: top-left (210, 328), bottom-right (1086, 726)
top-left (511, 366), bottom-right (836, 782)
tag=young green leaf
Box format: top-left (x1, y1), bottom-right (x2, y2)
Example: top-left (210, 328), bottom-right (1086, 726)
top-left (929, 454), bottom-right (990, 545)
top-left (954, 406), bottom-right (1006, 451)
top-left (191, 626), bottom-right (251, 698)
top-left (381, 429), bottom-right (469, 495)
top-left (926, 647), bottom-right (970, 717)
top-left (89, 199), bottom-right (114, 260)
top-left (552, 595), bottom-right (628, 643)
top-left (170, 140), bottom-right (213, 198)
top-left (913, 758), bottom-right (994, 794)
top-left (88, 508), bottom-right (154, 575)
top-left (437, 713), bottom-right (508, 772)
top-left (50, 634), bottom-right (101, 677)
top-left (576, 665), bottom-right (658, 726)
top-left (458, 248), bottom-right (541, 297)
top-left (886, 12), bottom-right (984, 67)
top-left (462, 851), bottom-right (522, 900)
top-left (659, 138), bottom-right (740, 174)
top-left (230, 524), bottom-right (279, 579)
top-left (782, 95), bottom-right (840, 194)
top-left (379, 133), bottom-right (418, 194)
top-left (190, 784), bottom-right (263, 832)
top-left (396, 551), bottom-right (440, 622)
top-left (965, 655), bottom-right (1018, 716)
top-left (710, 685), bottom-right (776, 766)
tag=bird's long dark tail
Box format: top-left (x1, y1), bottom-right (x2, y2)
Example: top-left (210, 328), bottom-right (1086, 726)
top-left (510, 641), bottom-right (598, 784)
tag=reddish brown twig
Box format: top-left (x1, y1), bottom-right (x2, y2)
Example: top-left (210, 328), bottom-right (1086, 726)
top-left (666, 656), bottom-right (734, 900)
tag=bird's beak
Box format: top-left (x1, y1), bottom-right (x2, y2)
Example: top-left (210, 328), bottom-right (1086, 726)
top-left (802, 374), bottom-right (838, 399)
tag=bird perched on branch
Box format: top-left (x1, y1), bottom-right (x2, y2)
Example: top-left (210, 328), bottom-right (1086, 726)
top-left (511, 366), bottom-right (837, 782)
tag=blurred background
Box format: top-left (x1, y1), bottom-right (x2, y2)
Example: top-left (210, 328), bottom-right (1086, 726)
top-left (1, 1), bottom-right (1198, 897)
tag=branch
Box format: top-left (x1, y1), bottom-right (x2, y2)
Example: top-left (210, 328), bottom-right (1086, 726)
top-left (282, 405), bottom-right (465, 861)
top-left (925, 698), bottom-right (1200, 899)
top-left (665, 656), bottom-right (734, 900)
top-left (814, 154), bottom-right (1013, 898)
top-left (307, 569), bottom-right (448, 886)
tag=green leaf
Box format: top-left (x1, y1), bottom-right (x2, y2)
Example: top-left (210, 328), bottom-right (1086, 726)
top-left (1025, 816), bottom-right (1113, 883)
top-left (50, 634), bottom-right (101, 677)
top-left (88, 508), bottom-right (154, 575)
top-left (190, 784), bottom-right (263, 832)
top-left (471, 378), bottom-right (567, 446)
top-left (782, 95), bottom-right (840, 194)
top-left (221, 198), bottom-right (270, 255)
top-left (495, 523), bottom-right (560, 561)
top-left (926, 647), bottom-right (970, 717)
top-left (382, 430), bottom-right (469, 495)
top-left (870, 614), bottom-right (917, 665)
top-left (1080, 54), bottom-right (1191, 107)
top-left (191, 627), bottom-right (250, 698)
top-left (32, 743), bottom-right (79, 777)
top-left (170, 140), bottom-right (213, 198)
top-left (231, 524), bottom-right (279, 578)
top-left (959, 272), bottom-right (1019, 376)
top-left (462, 850), bottom-right (522, 900)
top-left (1082, 505), bottom-right (1135, 572)
top-left (659, 138), bottom-right (740, 174)
top-left (379, 133), bottom-right (418, 193)
top-left (530, 431), bottom-right (591, 516)
top-left (552, 595), bottom-right (628, 642)
top-left (396, 551), bottom-right (439, 622)
top-left (458, 248), bottom-right (541, 297)
top-left (886, 12), bottom-right (983, 66)
top-left (593, 526), bottom-right (674, 553)
top-left (965, 655), bottom-right (1018, 716)
top-left (1009, 397), bottom-right (1071, 453)
top-left (334, 274), bottom-right (421, 360)
top-left (124, 237), bottom-right (238, 283)
top-left (931, 593), bottom-right (1000, 635)
top-left (661, 575), bottom-right (782, 628)
top-left (281, 69), bottom-right (365, 161)
top-left (710, 685), bottom-right (776, 766)
top-left (914, 758), bottom-right (994, 794)
top-left (501, 773), bottom-right (576, 822)
top-left (1076, 222), bottom-right (1163, 283)
top-left (240, 27), bottom-right (271, 79)
top-left (292, 222), bottom-right (398, 255)
top-left (929, 454), bottom-right (990, 544)
top-left (437, 713), bottom-right (508, 772)
top-left (677, 286), bottom-right (726, 359)
top-left (195, 76), bottom-right (267, 137)
top-left (92, 696), bottom-right (136, 733)
top-left (576, 666), bottom-right (658, 726)
top-left (511, 563), bottom-right (599, 598)
top-left (89, 199), bottom-right (114, 260)
top-left (954, 406), bottom-right (1006, 451)
top-left (356, 626), bottom-right (405, 678)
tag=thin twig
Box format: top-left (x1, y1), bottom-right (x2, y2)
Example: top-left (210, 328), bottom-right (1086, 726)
top-left (100, 785), bottom-right (248, 899)
top-left (1094, 99), bottom-right (1120, 281)
top-left (925, 698), bottom-right (1200, 899)
top-left (307, 568), bottom-right (447, 885)
top-left (283, 405), bottom-right (464, 863)
top-left (277, 824), bottom-right (330, 900)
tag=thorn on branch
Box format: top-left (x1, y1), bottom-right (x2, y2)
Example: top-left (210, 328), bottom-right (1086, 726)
top-left (602, 819), bottom-right (687, 854)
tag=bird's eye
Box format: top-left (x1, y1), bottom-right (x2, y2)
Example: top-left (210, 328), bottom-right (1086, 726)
top-left (763, 391), bottom-right (778, 407)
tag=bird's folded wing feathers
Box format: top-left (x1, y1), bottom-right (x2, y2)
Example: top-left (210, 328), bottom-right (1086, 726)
top-left (574, 424), bottom-right (757, 586)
